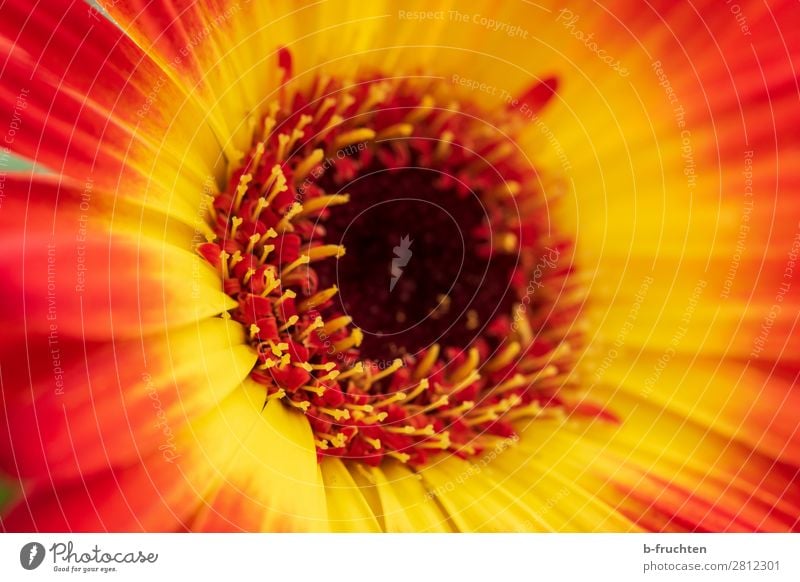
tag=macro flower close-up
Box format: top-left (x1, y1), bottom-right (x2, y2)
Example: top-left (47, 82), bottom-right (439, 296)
top-left (0, 0), bottom-right (798, 534)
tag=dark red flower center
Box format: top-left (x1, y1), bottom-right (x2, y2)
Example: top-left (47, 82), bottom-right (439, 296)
top-left (313, 161), bottom-right (519, 363)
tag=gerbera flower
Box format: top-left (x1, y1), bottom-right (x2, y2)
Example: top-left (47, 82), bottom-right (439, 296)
top-left (1, 0), bottom-right (798, 532)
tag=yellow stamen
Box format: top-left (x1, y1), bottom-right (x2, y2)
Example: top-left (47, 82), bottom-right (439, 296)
top-left (259, 244), bottom-right (276, 263)
top-left (419, 432), bottom-right (451, 450)
top-left (387, 451), bottom-right (411, 464)
top-left (363, 358), bottom-right (403, 389)
top-left (319, 407), bottom-right (350, 421)
top-left (276, 202), bottom-right (303, 232)
top-left (405, 94), bottom-right (434, 124)
top-left (435, 129), bottom-right (454, 160)
top-left (374, 391), bottom-right (408, 408)
top-left (259, 268), bottom-right (280, 297)
top-left (295, 361), bottom-right (337, 372)
top-left (403, 378), bottom-right (430, 402)
top-left (248, 142), bottom-right (265, 172)
top-left (276, 133), bottom-right (291, 161)
top-left (280, 254), bottom-right (311, 277)
top-left (336, 361), bottom-right (365, 380)
top-left (305, 244), bottom-right (346, 261)
top-left (201, 193), bottom-right (217, 221)
top-left (288, 399), bottom-right (311, 412)
top-left (318, 115), bottom-right (343, 142)
top-left (362, 411), bottom-right (388, 424)
top-left (493, 232), bottom-right (519, 254)
top-left (301, 384), bottom-right (325, 397)
top-left (278, 315), bottom-right (299, 332)
top-left (357, 82), bottom-right (389, 114)
top-left (243, 267), bottom-right (256, 285)
top-left (439, 401), bottom-right (475, 418)
top-left (293, 148), bottom-right (324, 182)
top-left (257, 358), bottom-right (280, 370)
top-left (376, 123), bottom-right (413, 140)
top-left (485, 180), bottom-right (521, 199)
top-left (448, 347), bottom-right (480, 384)
top-left (319, 432), bottom-right (347, 448)
top-left (276, 289), bottom-right (297, 305)
top-left (219, 250), bottom-right (230, 280)
top-left (364, 437), bottom-right (382, 450)
top-left (413, 344), bottom-right (440, 379)
top-left (493, 373), bottom-right (529, 394)
top-left (346, 403), bottom-right (373, 413)
top-left (483, 341), bottom-right (522, 373)
top-left (314, 97), bottom-right (336, 122)
top-left (318, 370), bottom-right (341, 383)
top-left (513, 305), bottom-right (533, 345)
top-left (298, 194), bottom-right (350, 216)
top-left (228, 250), bottom-right (243, 269)
top-left (333, 327), bottom-right (363, 351)
top-left (267, 388), bottom-right (286, 400)
top-left (447, 370), bottom-right (481, 396)
top-left (322, 315), bottom-right (352, 336)
top-left (386, 424), bottom-right (435, 437)
top-left (229, 216), bottom-right (244, 240)
top-left (297, 316), bottom-right (324, 340)
top-left (298, 285), bottom-right (339, 311)
top-left (268, 341), bottom-right (290, 357)
top-left (251, 197), bottom-right (269, 221)
top-left (233, 174), bottom-right (252, 211)
top-left (333, 128), bottom-right (376, 150)
top-left (245, 234), bottom-right (261, 255)
top-left (416, 395), bottom-right (449, 414)
top-left (258, 227), bottom-right (278, 245)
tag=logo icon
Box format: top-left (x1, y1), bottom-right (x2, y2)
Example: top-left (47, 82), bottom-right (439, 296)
top-left (20, 542), bottom-right (46, 570)
top-left (390, 235), bottom-right (413, 292)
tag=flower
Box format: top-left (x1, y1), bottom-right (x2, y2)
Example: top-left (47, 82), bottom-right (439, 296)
top-left (1, 0), bottom-right (798, 532)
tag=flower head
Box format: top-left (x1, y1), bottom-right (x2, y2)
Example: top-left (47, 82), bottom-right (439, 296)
top-left (1, 0), bottom-right (798, 532)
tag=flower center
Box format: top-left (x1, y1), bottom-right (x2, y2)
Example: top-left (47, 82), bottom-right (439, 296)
top-left (198, 64), bottom-right (589, 466)
top-left (313, 161), bottom-right (519, 363)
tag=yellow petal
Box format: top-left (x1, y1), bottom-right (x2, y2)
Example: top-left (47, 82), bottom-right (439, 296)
top-left (320, 458), bottom-right (382, 532)
top-left (190, 382), bottom-right (329, 531)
